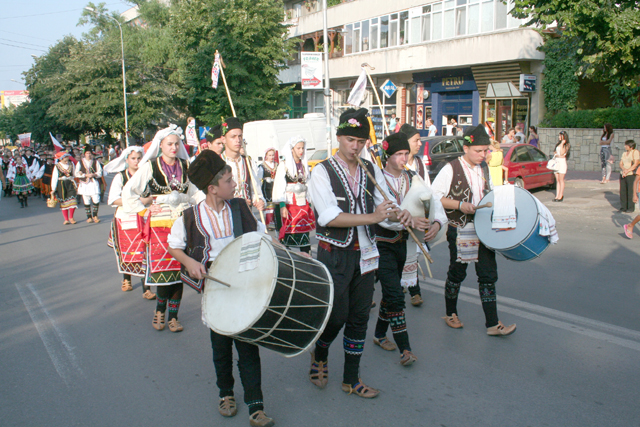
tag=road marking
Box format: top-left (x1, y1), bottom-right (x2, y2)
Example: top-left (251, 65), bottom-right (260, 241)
top-left (15, 283), bottom-right (84, 385)
top-left (420, 277), bottom-right (640, 352)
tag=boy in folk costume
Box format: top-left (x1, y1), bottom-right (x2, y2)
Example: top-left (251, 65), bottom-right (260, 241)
top-left (75, 146), bottom-right (103, 223)
top-left (307, 108), bottom-right (413, 398)
top-left (41, 156), bottom-right (55, 200)
top-left (207, 125), bottom-right (225, 155)
top-left (50, 152), bottom-right (78, 224)
top-left (399, 123), bottom-right (428, 306)
top-left (432, 125), bottom-right (516, 336)
top-left (167, 151), bottom-right (274, 427)
top-left (105, 146), bottom-right (156, 299)
top-left (122, 125), bottom-right (204, 332)
top-left (372, 132), bottom-right (447, 365)
top-left (220, 117), bottom-right (265, 211)
top-left (256, 147), bottom-right (278, 229)
top-left (272, 137), bottom-right (315, 253)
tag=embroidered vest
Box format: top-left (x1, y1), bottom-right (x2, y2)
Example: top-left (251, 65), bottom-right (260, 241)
top-left (445, 158), bottom-right (491, 228)
top-left (375, 169), bottom-right (414, 243)
top-left (181, 198), bottom-right (258, 293)
top-left (120, 170), bottom-right (131, 186)
top-left (148, 158), bottom-right (189, 195)
top-left (315, 157), bottom-right (376, 248)
top-left (79, 159), bottom-right (95, 183)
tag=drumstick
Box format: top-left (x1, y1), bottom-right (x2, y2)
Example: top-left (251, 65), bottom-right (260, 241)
top-left (354, 156), bottom-right (435, 274)
top-left (475, 202), bottom-right (493, 209)
top-left (203, 274), bottom-right (231, 288)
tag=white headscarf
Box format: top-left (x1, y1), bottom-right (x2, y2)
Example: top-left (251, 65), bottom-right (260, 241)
top-left (282, 135), bottom-right (309, 179)
top-left (139, 124), bottom-right (189, 166)
top-left (103, 146), bottom-right (145, 174)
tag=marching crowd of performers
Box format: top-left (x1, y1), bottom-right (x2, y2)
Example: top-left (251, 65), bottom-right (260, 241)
top-left (7, 110), bottom-right (515, 427)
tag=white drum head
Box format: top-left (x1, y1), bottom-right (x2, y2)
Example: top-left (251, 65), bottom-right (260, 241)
top-left (202, 233), bottom-right (276, 335)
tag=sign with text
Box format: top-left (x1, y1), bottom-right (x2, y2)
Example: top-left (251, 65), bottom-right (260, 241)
top-left (519, 74), bottom-right (536, 92)
top-left (18, 133), bottom-right (31, 147)
top-left (301, 52), bottom-right (323, 89)
top-left (380, 79), bottom-right (397, 98)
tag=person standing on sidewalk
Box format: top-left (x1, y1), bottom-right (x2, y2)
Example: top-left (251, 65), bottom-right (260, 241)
top-left (600, 124), bottom-right (615, 184)
top-left (619, 140), bottom-right (640, 213)
top-left (624, 167), bottom-right (640, 238)
top-left (553, 132), bottom-right (570, 202)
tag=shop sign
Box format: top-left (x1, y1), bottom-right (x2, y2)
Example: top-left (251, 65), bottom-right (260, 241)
top-left (431, 76), bottom-right (476, 92)
top-left (301, 52), bottom-right (323, 89)
top-left (519, 74), bottom-right (536, 92)
top-left (380, 79), bottom-right (397, 98)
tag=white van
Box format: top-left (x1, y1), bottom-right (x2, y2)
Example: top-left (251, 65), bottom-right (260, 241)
top-left (243, 113), bottom-right (337, 162)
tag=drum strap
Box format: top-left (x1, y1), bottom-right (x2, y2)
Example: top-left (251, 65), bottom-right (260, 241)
top-left (230, 198), bottom-right (244, 238)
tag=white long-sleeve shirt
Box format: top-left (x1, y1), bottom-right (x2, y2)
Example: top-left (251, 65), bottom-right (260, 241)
top-left (307, 158), bottom-right (404, 249)
top-left (50, 162), bottom-right (75, 193)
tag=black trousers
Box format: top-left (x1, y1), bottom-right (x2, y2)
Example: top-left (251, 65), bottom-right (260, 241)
top-left (315, 246), bottom-right (375, 385)
top-left (620, 174), bottom-right (636, 211)
top-left (445, 225), bottom-right (499, 328)
top-left (374, 241), bottom-right (410, 352)
top-left (210, 330), bottom-right (263, 411)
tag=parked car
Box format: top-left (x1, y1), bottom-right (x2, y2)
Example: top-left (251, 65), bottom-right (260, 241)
top-left (416, 136), bottom-right (466, 183)
top-left (501, 143), bottom-right (555, 190)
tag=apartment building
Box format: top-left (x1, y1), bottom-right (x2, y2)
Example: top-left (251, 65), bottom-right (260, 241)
top-left (281, 0), bottom-right (545, 141)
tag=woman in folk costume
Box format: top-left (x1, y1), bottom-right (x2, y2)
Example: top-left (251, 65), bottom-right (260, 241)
top-left (50, 152), bottom-right (78, 224)
top-left (8, 154), bottom-right (34, 208)
top-left (272, 136), bottom-right (315, 253)
top-left (256, 147), bottom-right (278, 229)
top-left (122, 124), bottom-right (204, 332)
top-left (105, 146), bottom-right (156, 299)
top-left (75, 146), bottom-right (103, 223)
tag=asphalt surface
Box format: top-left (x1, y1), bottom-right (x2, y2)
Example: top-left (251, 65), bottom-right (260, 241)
top-left (1, 173), bottom-right (639, 427)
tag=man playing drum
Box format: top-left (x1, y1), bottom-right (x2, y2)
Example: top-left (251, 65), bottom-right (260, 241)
top-left (432, 125), bottom-right (516, 336)
top-left (373, 132), bottom-right (446, 366)
top-left (307, 108), bottom-right (413, 398)
top-left (167, 151), bottom-right (274, 427)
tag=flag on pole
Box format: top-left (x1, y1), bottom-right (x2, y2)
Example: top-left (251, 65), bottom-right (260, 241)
top-left (50, 132), bottom-right (64, 152)
top-left (211, 52), bottom-right (221, 89)
top-left (185, 119), bottom-right (199, 147)
top-left (347, 67), bottom-right (368, 107)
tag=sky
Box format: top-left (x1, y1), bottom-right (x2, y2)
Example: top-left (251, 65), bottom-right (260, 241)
top-left (0, 0), bottom-right (133, 92)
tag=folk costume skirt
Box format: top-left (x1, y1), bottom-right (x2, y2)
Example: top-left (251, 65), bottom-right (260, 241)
top-left (108, 208), bottom-right (146, 277)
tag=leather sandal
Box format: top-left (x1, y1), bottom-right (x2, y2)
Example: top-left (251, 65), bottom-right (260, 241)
top-left (152, 311), bottom-right (165, 331)
top-left (249, 410), bottom-right (275, 427)
top-left (400, 350), bottom-right (417, 367)
top-left (443, 314), bottom-right (464, 329)
top-left (410, 294), bottom-right (424, 306)
top-left (63, 220), bottom-right (70, 225)
top-left (142, 290), bottom-right (157, 300)
top-left (487, 321), bottom-right (516, 336)
top-left (69, 218), bottom-right (76, 224)
top-left (218, 396), bottom-right (237, 417)
top-left (86, 218), bottom-right (93, 223)
top-left (341, 379), bottom-right (380, 399)
top-left (121, 279), bottom-right (133, 292)
top-left (309, 352), bottom-right (328, 388)
top-left (92, 217), bottom-right (100, 223)
top-left (168, 318), bottom-right (183, 332)
top-left (373, 336), bottom-right (397, 351)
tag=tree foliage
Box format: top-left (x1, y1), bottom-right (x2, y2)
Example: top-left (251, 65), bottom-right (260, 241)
top-left (512, 0), bottom-right (640, 107)
top-left (539, 38), bottom-right (581, 116)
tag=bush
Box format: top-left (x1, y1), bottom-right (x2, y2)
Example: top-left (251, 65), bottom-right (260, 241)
top-left (543, 105), bottom-right (640, 129)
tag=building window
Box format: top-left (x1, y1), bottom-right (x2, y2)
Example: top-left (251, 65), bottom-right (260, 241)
top-left (344, 24), bottom-right (353, 54)
top-left (362, 20), bottom-right (370, 51)
top-left (371, 18), bottom-right (379, 49)
top-left (353, 22), bottom-right (361, 53)
top-left (380, 15), bottom-right (389, 48)
top-left (455, 0), bottom-right (467, 36)
top-left (495, 0), bottom-right (507, 29)
top-left (389, 14), bottom-right (399, 47)
top-left (400, 11), bottom-right (409, 44)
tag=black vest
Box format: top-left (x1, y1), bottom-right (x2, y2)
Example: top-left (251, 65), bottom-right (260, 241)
top-left (445, 158), bottom-right (491, 228)
top-left (375, 169), bottom-right (415, 243)
top-left (148, 157), bottom-right (189, 195)
top-left (180, 198), bottom-right (258, 293)
top-left (315, 157), bottom-right (376, 248)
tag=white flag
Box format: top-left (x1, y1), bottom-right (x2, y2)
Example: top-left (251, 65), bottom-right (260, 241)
top-left (50, 132), bottom-right (64, 152)
top-left (347, 68), bottom-right (368, 107)
top-left (211, 53), bottom-right (221, 89)
top-left (186, 119), bottom-right (199, 147)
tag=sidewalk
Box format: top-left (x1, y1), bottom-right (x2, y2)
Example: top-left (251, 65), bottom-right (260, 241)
top-left (565, 170), bottom-right (621, 190)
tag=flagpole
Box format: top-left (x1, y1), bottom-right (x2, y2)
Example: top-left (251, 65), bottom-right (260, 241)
top-left (216, 50), bottom-right (266, 232)
top-left (216, 50), bottom-right (237, 117)
top-left (361, 63), bottom-right (390, 137)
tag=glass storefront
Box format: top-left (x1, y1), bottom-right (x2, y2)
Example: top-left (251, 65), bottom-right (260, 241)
top-left (481, 98), bottom-right (528, 141)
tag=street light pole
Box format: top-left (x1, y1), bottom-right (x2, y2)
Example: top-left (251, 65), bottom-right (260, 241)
top-left (85, 7), bottom-right (129, 147)
top-left (322, 0), bottom-right (331, 159)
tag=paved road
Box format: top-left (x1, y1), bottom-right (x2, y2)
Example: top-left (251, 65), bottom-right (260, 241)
top-left (1, 177), bottom-right (639, 427)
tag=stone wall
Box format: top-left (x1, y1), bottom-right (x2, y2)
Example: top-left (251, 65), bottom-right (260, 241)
top-left (538, 128), bottom-right (640, 172)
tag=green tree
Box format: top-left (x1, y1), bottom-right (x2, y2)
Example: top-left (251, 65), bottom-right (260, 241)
top-left (539, 38), bottom-right (581, 116)
top-left (167, 0), bottom-right (297, 124)
top-left (512, 0), bottom-right (640, 107)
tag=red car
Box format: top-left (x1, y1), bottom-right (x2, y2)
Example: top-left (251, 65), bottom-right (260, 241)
top-left (500, 143), bottom-right (555, 190)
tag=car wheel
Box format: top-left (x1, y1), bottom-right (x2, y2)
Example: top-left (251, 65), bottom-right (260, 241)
top-left (515, 177), bottom-right (525, 188)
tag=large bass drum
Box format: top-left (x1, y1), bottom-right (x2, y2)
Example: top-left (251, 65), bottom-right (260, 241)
top-left (202, 233), bottom-right (333, 357)
top-left (474, 186), bottom-right (550, 261)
